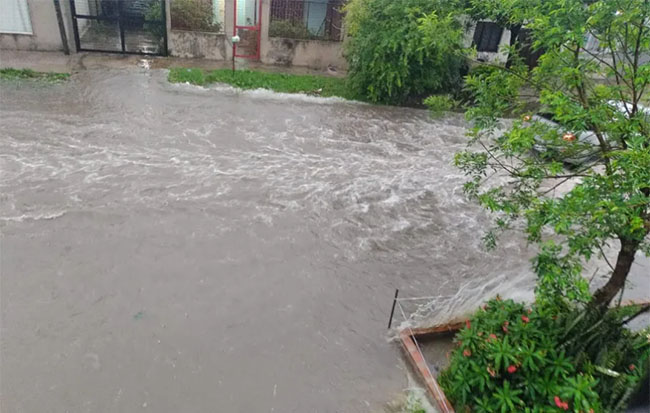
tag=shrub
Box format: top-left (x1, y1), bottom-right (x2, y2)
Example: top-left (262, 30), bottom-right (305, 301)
top-left (171, 0), bottom-right (221, 32)
top-left (424, 95), bottom-right (457, 117)
top-left (269, 19), bottom-right (313, 40)
top-left (440, 298), bottom-right (649, 412)
top-left (344, 0), bottom-right (467, 104)
top-left (144, 1), bottom-right (165, 39)
top-left (556, 306), bottom-right (650, 412)
top-left (0, 68), bottom-right (69, 82)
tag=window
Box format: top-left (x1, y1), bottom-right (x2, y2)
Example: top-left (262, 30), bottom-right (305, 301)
top-left (269, 0), bottom-right (344, 41)
top-left (473, 21), bottom-right (503, 53)
top-left (0, 0), bottom-right (33, 34)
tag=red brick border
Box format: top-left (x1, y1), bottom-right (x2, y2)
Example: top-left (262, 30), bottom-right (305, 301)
top-left (399, 324), bottom-right (462, 413)
top-left (398, 300), bottom-right (650, 411)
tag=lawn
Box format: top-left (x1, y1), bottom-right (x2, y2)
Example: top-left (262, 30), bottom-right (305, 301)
top-left (0, 68), bottom-right (70, 82)
top-left (168, 67), bottom-right (358, 100)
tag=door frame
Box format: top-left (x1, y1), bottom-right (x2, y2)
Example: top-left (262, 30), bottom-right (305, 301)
top-left (233, 0), bottom-right (263, 60)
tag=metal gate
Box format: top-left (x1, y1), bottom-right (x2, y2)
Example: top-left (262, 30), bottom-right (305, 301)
top-left (233, 0), bottom-right (262, 59)
top-left (70, 0), bottom-right (167, 56)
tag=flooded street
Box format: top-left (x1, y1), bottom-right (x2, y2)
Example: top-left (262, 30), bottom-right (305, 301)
top-left (2, 69), bottom-right (541, 412)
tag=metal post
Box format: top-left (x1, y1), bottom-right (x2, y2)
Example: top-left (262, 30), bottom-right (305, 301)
top-left (53, 0), bottom-right (70, 55)
top-left (68, 0), bottom-right (81, 51)
top-left (232, 0), bottom-right (237, 60)
top-left (387, 289), bottom-right (399, 329)
top-left (118, 0), bottom-right (125, 53)
top-left (161, 0), bottom-right (168, 56)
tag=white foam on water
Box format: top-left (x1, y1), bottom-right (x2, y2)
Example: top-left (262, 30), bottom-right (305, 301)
top-left (169, 79), bottom-right (363, 106)
top-left (0, 210), bottom-right (67, 223)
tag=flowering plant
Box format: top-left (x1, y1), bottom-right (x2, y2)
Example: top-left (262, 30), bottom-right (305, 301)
top-left (440, 298), bottom-right (606, 412)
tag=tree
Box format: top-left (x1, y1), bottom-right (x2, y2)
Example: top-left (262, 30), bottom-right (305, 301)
top-left (455, 0), bottom-right (650, 307)
top-left (343, 0), bottom-right (467, 104)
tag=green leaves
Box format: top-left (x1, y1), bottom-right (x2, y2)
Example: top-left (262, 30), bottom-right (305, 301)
top-left (344, 0), bottom-right (467, 103)
top-left (440, 298), bottom-right (603, 411)
top-left (440, 298), bottom-right (648, 412)
top-left (458, 0), bottom-right (650, 308)
top-left (488, 335), bottom-right (518, 371)
top-left (494, 380), bottom-right (524, 412)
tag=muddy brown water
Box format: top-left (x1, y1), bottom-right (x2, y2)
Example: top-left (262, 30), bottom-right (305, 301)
top-left (0, 69), bottom-right (575, 412)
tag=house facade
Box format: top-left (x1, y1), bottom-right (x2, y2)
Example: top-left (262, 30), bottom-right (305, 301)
top-left (1, 0), bottom-right (520, 70)
top-left (0, 0), bottom-right (72, 51)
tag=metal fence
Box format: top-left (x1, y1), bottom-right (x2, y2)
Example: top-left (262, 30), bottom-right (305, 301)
top-left (70, 0), bottom-right (167, 55)
top-left (269, 0), bottom-right (344, 41)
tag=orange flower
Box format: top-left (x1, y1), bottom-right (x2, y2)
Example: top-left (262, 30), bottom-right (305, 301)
top-left (521, 315), bottom-right (530, 323)
top-left (463, 349), bottom-right (472, 357)
top-left (507, 365), bottom-right (517, 373)
top-left (554, 396), bottom-right (569, 410)
top-left (562, 132), bottom-right (576, 142)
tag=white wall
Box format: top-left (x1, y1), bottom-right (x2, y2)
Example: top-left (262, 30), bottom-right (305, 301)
top-left (0, 0), bottom-right (73, 51)
top-left (463, 20), bottom-right (511, 65)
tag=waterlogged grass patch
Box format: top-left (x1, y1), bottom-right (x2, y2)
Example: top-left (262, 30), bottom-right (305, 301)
top-left (0, 68), bottom-right (70, 82)
top-left (168, 67), bottom-right (357, 100)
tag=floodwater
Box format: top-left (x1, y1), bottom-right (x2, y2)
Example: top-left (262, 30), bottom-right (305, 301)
top-left (1, 69), bottom-right (555, 412)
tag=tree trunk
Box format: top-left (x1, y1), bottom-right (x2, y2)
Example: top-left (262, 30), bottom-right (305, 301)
top-left (592, 237), bottom-right (640, 307)
top-left (505, 24), bottom-right (521, 69)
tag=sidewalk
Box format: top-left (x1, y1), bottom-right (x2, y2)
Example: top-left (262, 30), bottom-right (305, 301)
top-left (0, 50), bottom-right (345, 77)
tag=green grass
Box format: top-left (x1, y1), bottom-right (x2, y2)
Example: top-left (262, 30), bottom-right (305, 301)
top-left (0, 68), bottom-right (70, 82)
top-left (168, 67), bottom-right (358, 100)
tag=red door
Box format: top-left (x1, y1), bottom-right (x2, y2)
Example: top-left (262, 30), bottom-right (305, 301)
top-left (233, 0), bottom-right (263, 59)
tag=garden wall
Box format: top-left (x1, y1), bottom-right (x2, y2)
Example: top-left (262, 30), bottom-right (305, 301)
top-left (168, 30), bottom-right (228, 60)
top-left (261, 37), bottom-right (346, 70)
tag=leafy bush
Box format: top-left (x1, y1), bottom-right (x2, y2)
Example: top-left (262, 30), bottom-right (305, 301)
top-left (269, 19), bottom-right (313, 40)
top-left (0, 68), bottom-right (69, 82)
top-left (440, 298), bottom-right (649, 412)
top-left (343, 0), bottom-right (467, 104)
top-left (144, 1), bottom-right (165, 39)
top-left (171, 0), bottom-right (221, 32)
top-left (557, 306), bottom-right (650, 412)
top-left (424, 95), bottom-right (457, 116)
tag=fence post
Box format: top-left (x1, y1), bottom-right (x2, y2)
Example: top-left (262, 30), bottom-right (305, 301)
top-left (388, 289), bottom-right (399, 329)
top-left (258, 0), bottom-right (271, 62)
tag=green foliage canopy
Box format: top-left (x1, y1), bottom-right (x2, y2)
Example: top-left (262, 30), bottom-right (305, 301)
top-left (440, 298), bottom-right (650, 412)
top-left (343, 0), bottom-right (467, 104)
top-left (456, 0), bottom-right (650, 307)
